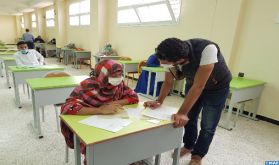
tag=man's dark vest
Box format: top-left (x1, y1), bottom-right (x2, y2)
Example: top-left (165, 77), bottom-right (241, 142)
top-left (181, 38), bottom-right (232, 91)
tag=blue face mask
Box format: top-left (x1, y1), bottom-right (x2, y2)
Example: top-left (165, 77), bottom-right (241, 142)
top-left (21, 49), bottom-right (28, 54)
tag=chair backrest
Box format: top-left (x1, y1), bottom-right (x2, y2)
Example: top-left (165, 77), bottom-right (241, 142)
top-left (138, 60), bottom-right (147, 74)
top-left (44, 71), bottom-right (71, 78)
top-left (119, 56), bottom-right (132, 61)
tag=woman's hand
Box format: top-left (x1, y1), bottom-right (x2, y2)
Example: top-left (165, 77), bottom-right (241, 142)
top-left (98, 103), bottom-right (124, 115)
top-left (143, 101), bottom-right (161, 109)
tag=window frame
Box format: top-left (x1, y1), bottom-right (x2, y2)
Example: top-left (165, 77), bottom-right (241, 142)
top-left (46, 9), bottom-right (55, 27)
top-left (21, 16), bottom-right (24, 29)
top-left (117, 0), bottom-right (181, 26)
top-left (31, 13), bottom-right (37, 28)
top-left (69, 0), bottom-right (90, 26)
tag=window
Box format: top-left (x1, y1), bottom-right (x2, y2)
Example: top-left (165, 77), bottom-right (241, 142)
top-left (117, 0), bottom-right (181, 25)
top-left (69, 0), bottom-right (90, 26)
top-left (21, 16), bottom-right (24, 28)
top-left (32, 13), bottom-right (37, 28)
top-left (46, 9), bottom-right (55, 27)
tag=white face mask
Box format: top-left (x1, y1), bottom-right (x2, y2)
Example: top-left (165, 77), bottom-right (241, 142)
top-left (108, 76), bottom-right (123, 86)
top-left (20, 49), bottom-right (29, 54)
top-left (160, 64), bottom-right (173, 69)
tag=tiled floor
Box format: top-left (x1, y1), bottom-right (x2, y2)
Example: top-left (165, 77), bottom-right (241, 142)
top-left (0, 58), bottom-right (278, 165)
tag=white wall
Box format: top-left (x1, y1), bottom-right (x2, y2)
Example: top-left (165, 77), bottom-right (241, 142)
top-left (0, 15), bottom-right (17, 43)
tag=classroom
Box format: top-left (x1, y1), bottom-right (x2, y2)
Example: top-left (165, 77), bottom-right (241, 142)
top-left (0, 0), bottom-right (278, 165)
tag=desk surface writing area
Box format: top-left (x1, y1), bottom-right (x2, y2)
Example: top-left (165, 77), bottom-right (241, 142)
top-left (60, 104), bottom-right (174, 145)
top-left (26, 75), bottom-right (88, 90)
top-left (0, 51), bottom-right (16, 55)
top-left (8, 65), bottom-right (65, 72)
top-left (230, 77), bottom-right (265, 90)
top-left (1, 57), bottom-right (15, 61)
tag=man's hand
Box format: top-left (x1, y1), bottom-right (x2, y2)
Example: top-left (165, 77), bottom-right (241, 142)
top-left (172, 113), bottom-right (189, 128)
top-left (143, 101), bottom-right (161, 109)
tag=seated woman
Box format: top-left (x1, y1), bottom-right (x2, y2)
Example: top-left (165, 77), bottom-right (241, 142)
top-left (60, 59), bottom-right (139, 162)
top-left (134, 54), bottom-right (163, 96)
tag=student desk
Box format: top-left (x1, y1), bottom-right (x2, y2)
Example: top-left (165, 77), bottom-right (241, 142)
top-left (2, 57), bottom-right (16, 88)
top-left (8, 65), bottom-right (65, 108)
top-left (93, 55), bottom-right (121, 64)
top-left (60, 104), bottom-right (183, 165)
top-left (0, 48), bottom-right (17, 52)
top-left (219, 77), bottom-right (265, 130)
top-left (118, 60), bottom-right (139, 79)
top-left (73, 51), bottom-right (91, 69)
top-left (0, 52), bottom-right (16, 77)
top-left (26, 75), bottom-right (88, 138)
top-left (140, 67), bottom-right (165, 99)
top-left (61, 48), bottom-right (74, 65)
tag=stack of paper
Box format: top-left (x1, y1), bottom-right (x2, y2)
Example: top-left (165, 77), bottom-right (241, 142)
top-left (143, 106), bottom-right (178, 121)
top-left (79, 116), bottom-right (132, 133)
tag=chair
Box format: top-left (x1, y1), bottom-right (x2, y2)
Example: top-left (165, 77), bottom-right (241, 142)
top-left (119, 57), bottom-right (136, 86)
top-left (74, 51), bottom-right (91, 69)
top-left (119, 56), bottom-right (132, 61)
top-left (42, 71), bottom-right (71, 132)
top-left (56, 47), bottom-right (62, 62)
top-left (137, 60), bottom-right (147, 75)
top-left (45, 44), bottom-right (56, 58)
top-left (44, 71), bottom-right (71, 163)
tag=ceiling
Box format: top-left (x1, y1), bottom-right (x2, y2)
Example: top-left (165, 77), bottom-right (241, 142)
top-left (0, 0), bottom-right (53, 15)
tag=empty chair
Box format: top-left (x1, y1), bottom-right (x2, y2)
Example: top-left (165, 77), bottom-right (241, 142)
top-left (43, 71), bottom-right (71, 132)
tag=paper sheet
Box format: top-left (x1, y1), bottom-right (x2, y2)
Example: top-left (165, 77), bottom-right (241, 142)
top-left (143, 106), bottom-right (178, 121)
top-left (125, 107), bottom-right (144, 119)
top-left (79, 116), bottom-right (132, 133)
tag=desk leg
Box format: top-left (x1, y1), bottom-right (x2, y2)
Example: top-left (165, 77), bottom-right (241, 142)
top-left (86, 145), bottom-right (94, 165)
top-left (219, 102), bottom-right (234, 130)
top-left (27, 84), bottom-right (30, 99)
top-left (31, 90), bottom-right (43, 138)
top-left (146, 71), bottom-right (151, 97)
top-left (250, 98), bottom-right (260, 120)
top-left (153, 72), bottom-right (158, 98)
top-left (74, 134), bottom-right (81, 165)
top-left (31, 90), bottom-right (37, 129)
top-left (123, 64), bottom-right (126, 80)
top-left (0, 61), bottom-right (3, 77)
top-left (5, 64), bottom-right (11, 88)
top-left (155, 154), bottom-right (161, 165)
top-left (172, 147), bottom-right (181, 165)
top-left (12, 74), bottom-right (21, 108)
top-left (75, 54), bottom-right (78, 69)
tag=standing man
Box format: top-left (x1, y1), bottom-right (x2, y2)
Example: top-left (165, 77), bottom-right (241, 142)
top-left (144, 38), bottom-right (232, 165)
top-left (22, 29), bottom-right (35, 49)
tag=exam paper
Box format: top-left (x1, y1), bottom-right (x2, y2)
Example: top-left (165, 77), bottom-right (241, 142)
top-left (125, 107), bottom-right (144, 119)
top-left (79, 116), bottom-right (132, 133)
top-left (143, 106), bottom-right (178, 121)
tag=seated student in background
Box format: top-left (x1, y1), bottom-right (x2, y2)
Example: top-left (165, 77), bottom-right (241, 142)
top-left (34, 35), bottom-right (45, 43)
top-left (48, 38), bottom-right (56, 45)
top-left (134, 53), bottom-right (163, 96)
top-left (14, 41), bottom-right (44, 67)
top-left (34, 35), bottom-right (45, 55)
top-left (60, 59), bottom-right (139, 162)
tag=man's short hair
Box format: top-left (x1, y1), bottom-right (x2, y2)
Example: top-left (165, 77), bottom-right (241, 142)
top-left (155, 38), bottom-right (189, 62)
top-left (17, 41), bottom-right (27, 47)
top-left (26, 29), bottom-right (29, 32)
